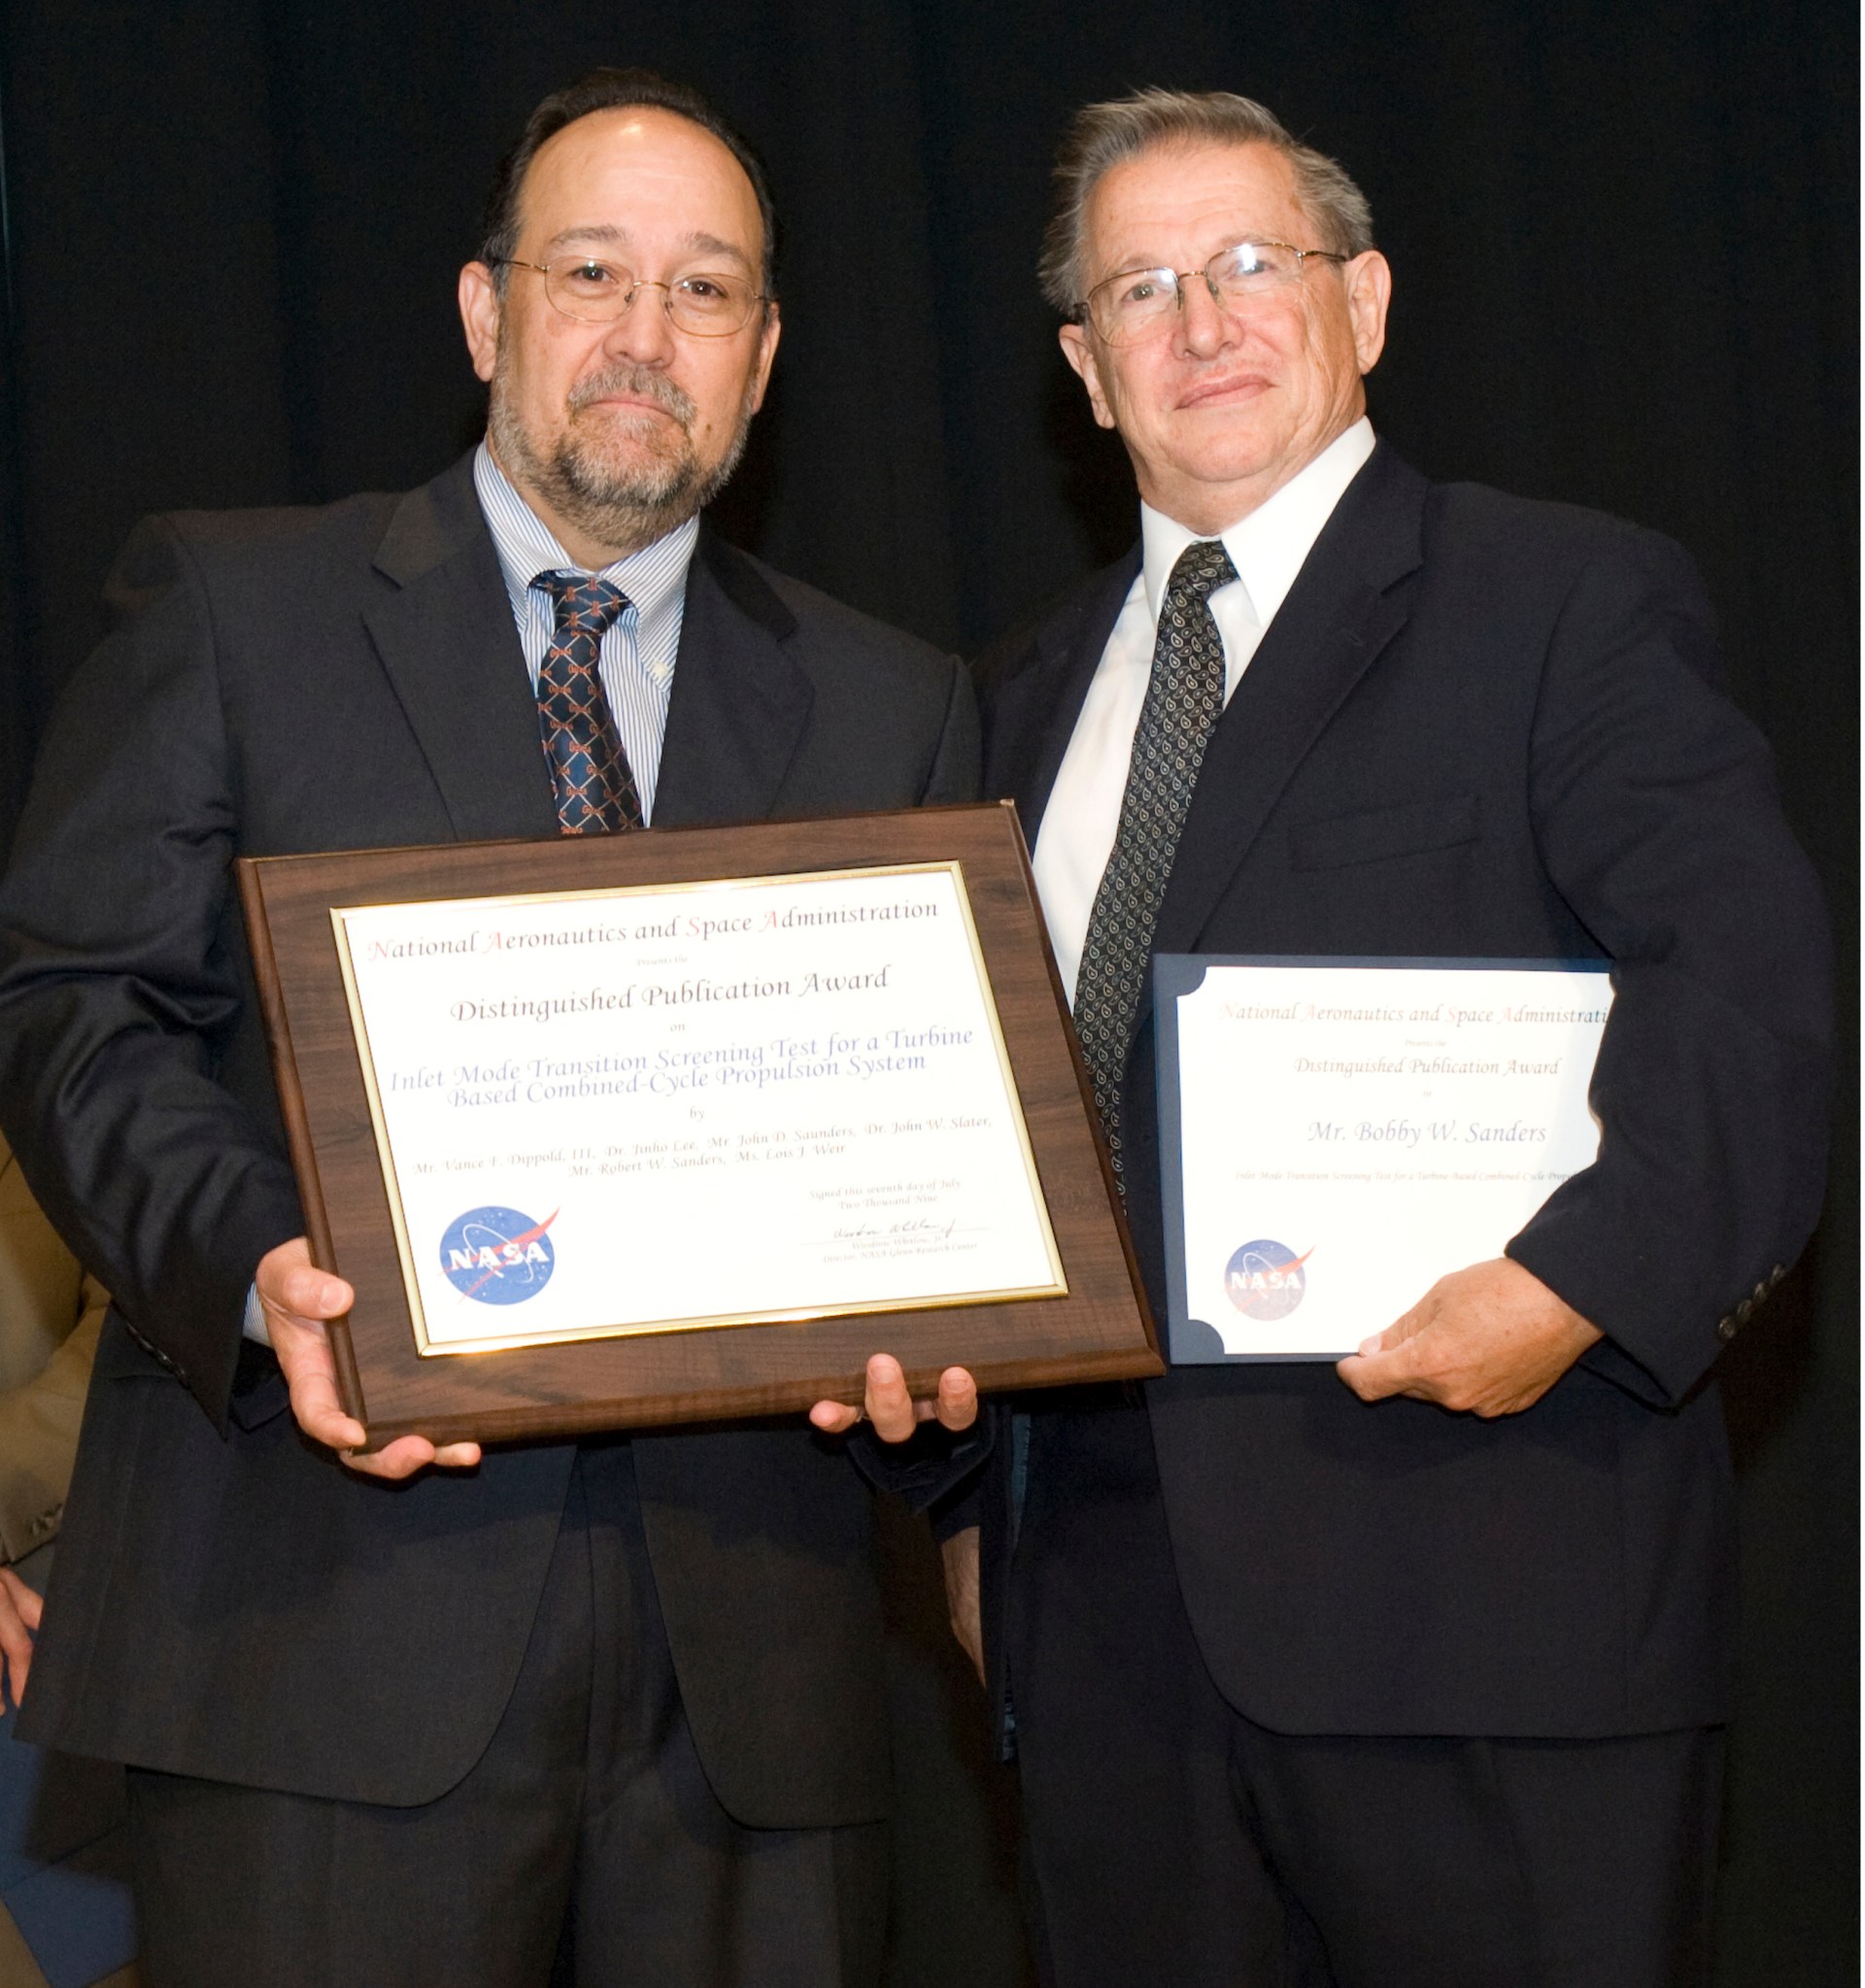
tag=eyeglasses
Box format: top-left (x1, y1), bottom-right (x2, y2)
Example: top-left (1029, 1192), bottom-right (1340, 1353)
top-left (494, 256), bottom-right (766, 337)
top-left (1079, 240), bottom-right (1348, 345)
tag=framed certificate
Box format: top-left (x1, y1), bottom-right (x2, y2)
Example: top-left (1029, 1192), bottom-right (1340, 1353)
top-left (238, 803), bottom-right (1158, 1443)
top-left (1154, 957), bottom-right (1613, 1361)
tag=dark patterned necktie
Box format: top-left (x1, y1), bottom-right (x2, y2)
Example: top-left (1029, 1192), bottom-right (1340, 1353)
top-left (1073, 537), bottom-right (1238, 1183)
top-left (534, 571), bottom-right (643, 833)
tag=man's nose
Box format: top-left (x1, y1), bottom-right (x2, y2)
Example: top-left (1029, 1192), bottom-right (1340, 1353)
top-left (601, 283), bottom-right (678, 364)
top-left (1175, 274), bottom-right (1239, 358)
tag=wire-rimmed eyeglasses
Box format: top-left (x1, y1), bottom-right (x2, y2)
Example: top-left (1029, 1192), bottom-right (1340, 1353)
top-left (493, 255), bottom-right (766, 337)
top-left (1078, 239), bottom-right (1348, 345)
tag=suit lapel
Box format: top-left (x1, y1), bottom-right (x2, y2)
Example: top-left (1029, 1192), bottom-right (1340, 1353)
top-left (1149, 446), bottom-right (1429, 965)
top-left (650, 523), bottom-right (813, 828)
top-left (363, 455), bottom-right (560, 843)
top-left (994, 550), bottom-right (1140, 839)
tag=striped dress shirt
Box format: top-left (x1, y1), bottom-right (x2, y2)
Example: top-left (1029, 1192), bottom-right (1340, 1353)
top-left (472, 441), bottom-right (697, 826)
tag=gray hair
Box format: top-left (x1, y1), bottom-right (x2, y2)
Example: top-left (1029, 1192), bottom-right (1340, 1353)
top-left (1039, 88), bottom-right (1374, 317)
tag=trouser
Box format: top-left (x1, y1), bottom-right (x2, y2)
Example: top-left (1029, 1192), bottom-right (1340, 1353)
top-left (127, 1440), bottom-right (888, 1988)
top-left (1010, 1400), bottom-right (1722, 1988)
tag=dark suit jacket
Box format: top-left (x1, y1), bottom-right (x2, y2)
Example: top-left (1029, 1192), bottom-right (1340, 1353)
top-left (975, 443), bottom-right (1830, 1739)
top-left (0, 452), bottom-right (979, 1821)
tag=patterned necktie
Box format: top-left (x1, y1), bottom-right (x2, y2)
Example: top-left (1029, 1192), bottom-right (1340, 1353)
top-left (533, 571), bottom-right (643, 833)
top-left (1073, 537), bottom-right (1238, 1183)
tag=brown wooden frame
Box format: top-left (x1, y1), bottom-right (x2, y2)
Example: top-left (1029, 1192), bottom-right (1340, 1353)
top-left (237, 801), bottom-right (1159, 1444)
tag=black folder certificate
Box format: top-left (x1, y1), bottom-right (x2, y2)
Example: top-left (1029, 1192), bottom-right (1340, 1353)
top-left (1153, 958), bottom-right (1612, 1362)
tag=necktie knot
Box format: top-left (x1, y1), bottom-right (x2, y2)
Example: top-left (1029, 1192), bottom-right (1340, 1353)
top-left (1167, 538), bottom-right (1238, 608)
top-left (535, 570), bottom-right (632, 640)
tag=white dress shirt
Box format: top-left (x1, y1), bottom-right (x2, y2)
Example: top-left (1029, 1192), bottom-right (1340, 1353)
top-left (473, 442), bottom-right (696, 826)
top-left (1032, 419), bottom-right (1377, 997)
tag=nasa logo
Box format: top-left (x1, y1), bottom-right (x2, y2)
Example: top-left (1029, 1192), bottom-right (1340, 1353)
top-left (1224, 1238), bottom-right (1311, 1321)
top-left (440, 1205), bottom-right (558, 1305)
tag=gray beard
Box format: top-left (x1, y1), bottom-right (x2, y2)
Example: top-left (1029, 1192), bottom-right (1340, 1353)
top-left (488, 355), bottom-right (754, 556)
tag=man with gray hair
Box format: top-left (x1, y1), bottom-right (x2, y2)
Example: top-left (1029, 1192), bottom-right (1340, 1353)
top-left (953, 86), bottom-right (1831, 1986)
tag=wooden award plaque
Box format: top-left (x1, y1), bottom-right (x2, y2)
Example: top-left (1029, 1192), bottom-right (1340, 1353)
top-left (237, 802), bottom-right (1159, 1445)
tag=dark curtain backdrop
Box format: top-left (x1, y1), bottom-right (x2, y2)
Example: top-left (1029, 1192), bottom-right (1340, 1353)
top-left (0, 3), bottom-right (1853, 1982)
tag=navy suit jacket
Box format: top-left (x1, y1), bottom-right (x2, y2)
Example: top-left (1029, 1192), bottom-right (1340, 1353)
top-left (974, 443), bottom-right (1831, 1738)
top-left (0, 453), bottom-right (979, 1820)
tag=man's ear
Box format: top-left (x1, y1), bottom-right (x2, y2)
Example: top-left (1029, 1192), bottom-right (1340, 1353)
top-left (745, 303), bottom-right (783, 417)
top-left (1059, 322), bottom-right (1118, 431)
top-left (1343, 250), bottom-right (1392, 376)
top-left (458, 262), bottom-right (501, 385)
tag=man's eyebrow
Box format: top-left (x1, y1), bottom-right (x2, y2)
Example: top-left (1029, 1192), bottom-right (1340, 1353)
top-left (679, 230), bottom-right (755, 272)
top-left (540, 223), bottom-right (629, 254)
top-left (539, 223), bottom-right (755, 272)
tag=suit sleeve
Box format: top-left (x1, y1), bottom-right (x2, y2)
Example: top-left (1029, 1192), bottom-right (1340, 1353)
top-left (1506, 528), bottom-right (1833, 1405)
top-left (918, 655), bottom-right (982, 805)
top-left (0, 518), bottom-right (303, 1432)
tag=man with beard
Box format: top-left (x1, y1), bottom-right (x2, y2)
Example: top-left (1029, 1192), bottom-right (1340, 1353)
top-left (0, 69), bottom-right (977, 1988)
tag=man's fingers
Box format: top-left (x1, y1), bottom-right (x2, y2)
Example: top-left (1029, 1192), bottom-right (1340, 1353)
top-left (0, 1569), bottom-right (40, 1709)
top-left (932, 1365), bottom-right (978, 1432)
top-left (1337, 1262), bottom-right (1600, 1419)
top-left (939, 1526), bottom-right (985, 1687)
top-left (1336, 1351), bottom-right (1385, 1401)
top-left (294, 1391), bottom-right (368, 1453)
top-left (2, 1574), bottom-right (43, 1635)
top-left (274, 1323), bottom-right (368, 1451)
top-left (267, 1264), bottom-right (354, 1322)
top-left (254, 1236), bottom-right (355, 1325)
top-left (1337, 1332), bottom-right (1416, 1402)
top-left (1338, 1287), bottom-right (1443, 1398)
top-left (809, 1360), bottom-right (979, 1442)
top-left (335, 1435), bottom-right (483, 1480)
top-left (1356, 1286), bottom-right (1437, 1359)
top-left (258, 1239), bottom-right (479, 1474)
top-left (342, 1436), bottom-right (437, 1480)
top-left (862, 1353), bottom-right (917, 1442)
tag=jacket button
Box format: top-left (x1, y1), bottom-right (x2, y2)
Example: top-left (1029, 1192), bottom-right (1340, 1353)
top-left (1736, 1297), bottom-right (1753, 1323)
top-left (1771, 1264), bottom-right (1786, 1285)
top-left (1752, 1280), bottom-right (1769, 1304)
top-left (1717, 1315), bottom-right (1738, 1342)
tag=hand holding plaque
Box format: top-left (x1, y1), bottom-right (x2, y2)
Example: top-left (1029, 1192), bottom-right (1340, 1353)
top-left (254, 1238), bottom-right (485, 1476)
top-left (807, 1352), bottom-right (980, 1440)
top-left (239, 804), bottom-right (1158, 1448)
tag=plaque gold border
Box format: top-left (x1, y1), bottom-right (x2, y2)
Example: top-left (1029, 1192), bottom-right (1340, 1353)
top-left (328, 859), bottom-right (1068, 1359)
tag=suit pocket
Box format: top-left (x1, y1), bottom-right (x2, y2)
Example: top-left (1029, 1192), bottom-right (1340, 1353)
top-left (1287, 792), bottom-right (1480, 871)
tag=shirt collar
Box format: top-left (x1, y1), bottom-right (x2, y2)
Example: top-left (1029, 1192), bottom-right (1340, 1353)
top-left (472, 440), bottom-right (699, 654)
top-left (1139, 417), bottom-right (1376, 631)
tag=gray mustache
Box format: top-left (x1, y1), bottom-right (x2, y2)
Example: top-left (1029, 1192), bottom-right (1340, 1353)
top-left (568, 365), bottom-right (696, 429)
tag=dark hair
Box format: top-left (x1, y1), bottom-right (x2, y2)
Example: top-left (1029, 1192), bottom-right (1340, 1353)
top-left (479, 67), bottom-right (778, 298)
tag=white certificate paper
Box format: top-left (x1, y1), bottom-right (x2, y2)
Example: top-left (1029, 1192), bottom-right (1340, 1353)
top-left (331, 863), bottom-right (1065, 1355)
top-left (1155, 959), bottom-right (1612, 1360)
